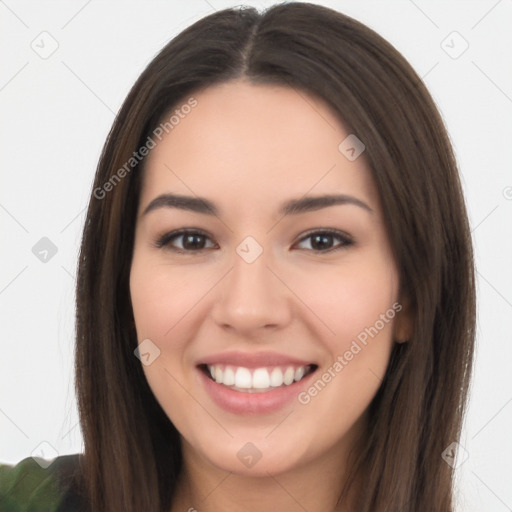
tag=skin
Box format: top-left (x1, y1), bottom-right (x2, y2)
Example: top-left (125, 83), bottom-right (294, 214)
top-left (129, 80), bottom-right (412, 512)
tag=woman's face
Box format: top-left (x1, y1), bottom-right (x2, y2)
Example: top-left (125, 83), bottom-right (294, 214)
top-left (130, 80), bottom-right (411, 476)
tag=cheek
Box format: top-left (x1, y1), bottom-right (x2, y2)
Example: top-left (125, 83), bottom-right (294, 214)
top-left (129, 260), bottom-right (208, 431)
top-left (292, 253), bottom-right (398, 436)
top-left (129, 258), bottom-right (220, 389)
top-left (130, 258), bottom-right (212, 340)
top-left (293, 252), bottom-right (399, 350)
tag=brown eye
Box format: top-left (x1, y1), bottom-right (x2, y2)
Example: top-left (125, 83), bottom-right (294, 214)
top-left (155, 228), bottom-right (353, 254)
top-left (295, 230), bottom-right (354, 252)
top-left (155, 230), bottom-right (216, 252)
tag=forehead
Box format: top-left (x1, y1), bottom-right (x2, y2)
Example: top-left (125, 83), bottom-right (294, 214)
top-left (140, 80), bottom-right (378, 213)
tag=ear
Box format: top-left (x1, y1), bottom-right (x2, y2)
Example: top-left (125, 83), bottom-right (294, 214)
top-left (393, 296), bottom-right (414, 343)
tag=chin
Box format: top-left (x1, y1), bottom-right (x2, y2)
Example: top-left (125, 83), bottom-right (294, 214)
top-left (186, 429), bottom-right (315, 477)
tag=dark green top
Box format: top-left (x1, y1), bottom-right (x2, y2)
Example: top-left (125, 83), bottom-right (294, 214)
top-left (0, 454), bottom-right (87, 511)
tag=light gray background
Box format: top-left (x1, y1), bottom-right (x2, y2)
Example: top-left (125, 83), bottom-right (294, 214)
top-left (1, 1), bottom-right (511, 510)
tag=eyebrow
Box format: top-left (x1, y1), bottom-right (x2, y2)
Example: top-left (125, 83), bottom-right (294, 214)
top-left (142, 193), bottom-right (373, 217)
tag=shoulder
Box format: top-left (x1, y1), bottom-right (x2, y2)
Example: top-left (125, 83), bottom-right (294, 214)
top-left (0, 453), bottom-right (89, 511)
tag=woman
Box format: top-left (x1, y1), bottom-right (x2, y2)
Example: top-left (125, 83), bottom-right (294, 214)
top-left (0, 3), bottom-right (475, 511)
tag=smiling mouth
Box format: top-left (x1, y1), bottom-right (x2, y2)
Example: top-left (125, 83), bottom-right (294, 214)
top-left (199, 363), bottom-right (318, 393)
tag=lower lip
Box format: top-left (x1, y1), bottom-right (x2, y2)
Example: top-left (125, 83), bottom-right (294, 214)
top-left (198, 367), bottom-right (316, 414)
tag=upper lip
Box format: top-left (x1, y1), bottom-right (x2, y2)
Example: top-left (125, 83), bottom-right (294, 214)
top-left (198, 351), bottom-right (316, 368)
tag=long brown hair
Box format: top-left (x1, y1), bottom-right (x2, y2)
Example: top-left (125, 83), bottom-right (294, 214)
top-left (74, 3), bottom-right (475, 510)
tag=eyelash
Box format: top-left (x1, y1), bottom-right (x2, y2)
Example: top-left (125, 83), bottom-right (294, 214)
top-left (154, 228), bottom-right (354, 254)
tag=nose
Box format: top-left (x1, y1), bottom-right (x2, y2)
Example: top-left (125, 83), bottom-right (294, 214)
top-left (210, 244), bottom-right (292, 338)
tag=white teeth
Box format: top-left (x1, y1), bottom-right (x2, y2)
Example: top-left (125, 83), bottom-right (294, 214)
top-left (252, 368), bottom-right (270, 389)
top-left (205, 364), bottom-right (312, 391)
top-left (234, 367), bottom-right (252, 388)
top-left (294, 366), bottom-right (305, 382)
top-left (270, 367), bottom-right (283, 387)
top-left (283, 367), bottom-right (295, 385)
top-left (223, 366), bottom-right (235, 386)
